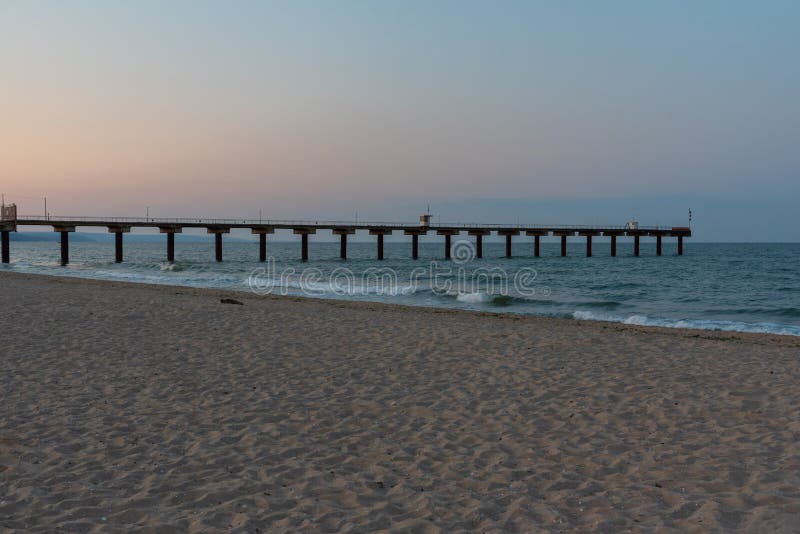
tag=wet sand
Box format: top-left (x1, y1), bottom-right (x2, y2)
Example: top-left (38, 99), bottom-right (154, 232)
top-left (1, 271), bottom-right (799, 532)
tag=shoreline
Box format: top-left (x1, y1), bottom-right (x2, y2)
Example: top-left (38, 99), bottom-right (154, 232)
top-left (2, 270), bottom-right (799, 348)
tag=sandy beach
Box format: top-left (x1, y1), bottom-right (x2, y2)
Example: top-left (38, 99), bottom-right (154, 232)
top-left (1, 271), bottom-right (799, 532)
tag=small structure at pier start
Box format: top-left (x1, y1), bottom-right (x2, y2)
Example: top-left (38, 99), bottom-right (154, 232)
top-left (0, 207), bottom-right (691, 265)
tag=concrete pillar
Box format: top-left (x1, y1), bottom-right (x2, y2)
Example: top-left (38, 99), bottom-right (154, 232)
top-left (115, 232), bottom-right (123, 263)
top-left (1, 231), bottom-right (9, 264)
top-left (634, 235), bottom-right (640, 257)
top-left (260, 233), bottom-right (267, 262)
top-left (475, 234), bottom-right (483, 259)
top-left (678, 236), bottom-right (683, 256)
top-left (340, 233), bottom-right (347, 259)
top-left (60, 231), bottom-right (69, 266)
top-left (586, 235), bottom-right (592, 257)
top-left (404, 230), bottom-right (426, 260)
top-left (251, 227), bottom-right (274, 262)
top-left (53, 225), bottom-right (75, 266)
top-left (534, 235), bottom-right (540, 257)
top-left (215, 233), bottom-right (223, 262)
top-left (505, 234), bottom-right (512, 258)
top-left (656, 235), bottom-right (662, 256)
top-left (445, 233), bottom-right (451, 260)
top-left (301, 233), bottom-right (309, 262)
top-left (560, 235), bottom-right (567, 257)
top-left (610, 235), bottom-right (617, 257)
top-left (377, 233), bottom-right (384, 260)
top-left (159, 226), bottom-right (182, 262)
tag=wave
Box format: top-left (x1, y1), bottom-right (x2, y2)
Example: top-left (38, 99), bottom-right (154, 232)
top-left (455, 292), bottom-right (514, 306)
top-left (572, 310), bottom-right (800, 337)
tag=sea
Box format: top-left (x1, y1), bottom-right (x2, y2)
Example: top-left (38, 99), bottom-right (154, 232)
top-left (3, 238), bottom-right (800, 336)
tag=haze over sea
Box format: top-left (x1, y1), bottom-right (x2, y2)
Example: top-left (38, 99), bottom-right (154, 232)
top-left (5, 239), bottom-right (799, 336)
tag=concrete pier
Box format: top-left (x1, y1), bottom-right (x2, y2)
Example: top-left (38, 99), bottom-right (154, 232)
top-left (553, 231), bottom-right (573, 257)
top-left (107, 225), bottom-right (131, 263)
top-left (403, 229), bottom-right (426, 260)
top-left (678, 235), bottom-right (684, 256)
top-left (293, 228), bottom-right (315, 262)
top-left (634, 234), bottom-right (640, 257)
top-left (251, 227), bottom-right (275, 262)
top-left (611, 235), bottom-right (617, 257)
top-left (206, 226), bottom-right (230, 262)
top-left (579, 232), bottom-right (599, 257)
top-left (497, 230), bottom-right (520, 258)
top-left (468, 230), bottom-right (490, 259)
top-left (526, 231), bottom-right (545, 257)
top-left (369, 229), bottom-right (392, 260)
top-left (158, 225), bottom-right (182, 262)
top-left (333, 228), bottom-right (355, 260)
top-left (1, 230), bottom-right (9, 264)
top-left (53, 225), bottom-right (75, 266)
top-left (437, 229), bottom-right (458, 260)
top-left (656, 234), bottom-right (663, 256)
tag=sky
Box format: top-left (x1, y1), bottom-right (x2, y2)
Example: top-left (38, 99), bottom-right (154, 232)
top-left (1, 1), bottom-right (798, 241)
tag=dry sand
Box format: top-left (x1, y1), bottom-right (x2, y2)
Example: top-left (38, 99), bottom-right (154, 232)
top-left (1, 271), bottom-right (799, 532)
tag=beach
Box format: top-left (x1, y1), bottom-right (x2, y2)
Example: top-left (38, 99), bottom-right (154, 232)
top-left (1, 271), bottom-right (799, 532)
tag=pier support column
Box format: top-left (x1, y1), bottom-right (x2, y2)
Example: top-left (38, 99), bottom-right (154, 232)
top-left (610, 235), bottom-right (617, 257)
top-left (1, 230), bottom-right (10, 263)
top-left (340, 234), bottom-right (347, 259)
top-left (260, 233), bottom-right (267, 261)
top-left (53, 225), bottom-right (75, 266)
top-left (445, 234), bottom-right (451, 259)
top-left (656, 235), bottom-right (662, 256)
top-left (404, 230), bottom-right (427, 260)
top-left (497, 230), bottom-right (520, 259)
top-left (526, 231), bottom-right (545, 258)
top-left (579, 232), bottom-right (598, 258)
top-left (206, 226), bottom-right (231, 262)
top-left (678, 236), bottom-right (683, 255)
top-left (293, 228), bottom-right (316, 262)
top-left (368, 229), bottom-right (392, 260)
top-left (251, 227), bottom-right (274, 262)
top-left (468, 230), bottom-right (490, 259)
top-left (159, 226), bottom-right (182, 262)
top-left (107, 226), bottom-right (131, 263)
top-left (634, 235), bottom-right (640, 257)
top-left (561, 236), bottom-right (567, 256)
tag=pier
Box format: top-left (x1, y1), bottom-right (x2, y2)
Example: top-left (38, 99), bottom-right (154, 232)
top-left (0, 208), bottom-right (691, 264)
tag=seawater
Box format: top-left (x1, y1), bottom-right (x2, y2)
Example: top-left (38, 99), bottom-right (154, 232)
top-left (3, 240), bottom-right (799, 336)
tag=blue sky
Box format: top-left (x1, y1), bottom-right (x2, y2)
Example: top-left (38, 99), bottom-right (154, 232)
top-left (1, 1), bottom-right (798, 240)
